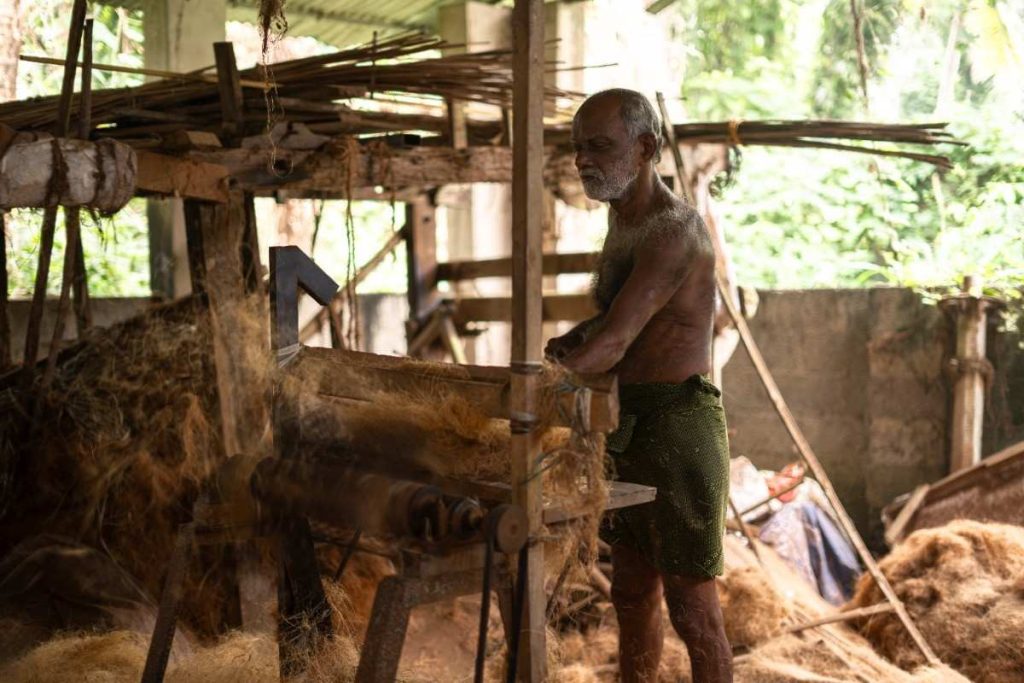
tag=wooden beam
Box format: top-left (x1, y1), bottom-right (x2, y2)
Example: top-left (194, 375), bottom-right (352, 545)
top-left (510, 0), bottom-right (546, 678)
top-left (136, 151), bottom-right (229, 202)
top-left (454, 293), bottom-right (597, 323)
top-left (288, 346), bottom-right (619, 434)
top-left (437, 252), bottom-right (598, 281)
top-left (190, 143), bottom-right (578, 197)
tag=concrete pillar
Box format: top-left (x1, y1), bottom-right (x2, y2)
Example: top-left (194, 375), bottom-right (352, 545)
top-left (143, 0), bottom-right (226, 299)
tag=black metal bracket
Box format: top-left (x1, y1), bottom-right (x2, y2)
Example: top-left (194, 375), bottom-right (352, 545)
top-left (269, 246), bottom-right (339, 354)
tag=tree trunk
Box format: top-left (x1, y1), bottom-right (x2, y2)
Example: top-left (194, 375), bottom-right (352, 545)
top-left (0, 0), bottom-right (20, 102)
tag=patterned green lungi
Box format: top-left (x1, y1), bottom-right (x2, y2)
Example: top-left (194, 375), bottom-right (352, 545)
top-left (600, 377), bottom-right (730, 578)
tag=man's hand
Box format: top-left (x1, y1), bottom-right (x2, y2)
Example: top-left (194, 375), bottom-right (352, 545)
top-left (545, 330), bottom-right (583, 362)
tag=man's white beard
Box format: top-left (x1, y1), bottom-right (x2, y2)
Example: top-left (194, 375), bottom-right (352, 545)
top-left (580, 157), bottom-right (639, 202)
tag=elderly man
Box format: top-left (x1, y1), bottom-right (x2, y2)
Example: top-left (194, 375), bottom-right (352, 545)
top-left (546, 89), bottom-right (732, 683)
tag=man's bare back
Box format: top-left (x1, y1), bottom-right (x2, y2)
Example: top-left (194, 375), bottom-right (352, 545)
top-left (591, 187), bottom-right (716, 384)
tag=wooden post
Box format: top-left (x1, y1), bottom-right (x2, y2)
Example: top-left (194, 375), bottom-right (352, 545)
top-left (510, 0), bottom-right (546, 679)
top-left (213, 42), bottom-right (244, 145)
top-left (404, 196), bottom-right (438, 327)
top-left (943, 275), bottom-right (993, 473)
top-left (184, 192), bottom-right (277, 637)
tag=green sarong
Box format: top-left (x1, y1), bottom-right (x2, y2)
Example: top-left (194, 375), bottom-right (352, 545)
top-left (600, 376), bottom-right (730, 578)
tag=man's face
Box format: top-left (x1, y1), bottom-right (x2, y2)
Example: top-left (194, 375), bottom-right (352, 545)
top-left (571, 98), bottom-right (641, 202)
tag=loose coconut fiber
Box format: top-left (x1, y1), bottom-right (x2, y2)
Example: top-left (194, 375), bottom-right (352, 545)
top-left (718, 565), bottom-right (789, 647)
top-left (848, 519), bottom-right (1024, 682)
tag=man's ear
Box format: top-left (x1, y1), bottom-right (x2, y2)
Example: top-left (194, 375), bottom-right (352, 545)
top-left (638, 132), bottom-right (659, 163)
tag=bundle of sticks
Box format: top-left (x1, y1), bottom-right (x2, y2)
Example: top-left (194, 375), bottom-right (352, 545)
top-left (2, 33), bottom-right (576, 142)
top-left (3, 29), bottom-right (959, 167)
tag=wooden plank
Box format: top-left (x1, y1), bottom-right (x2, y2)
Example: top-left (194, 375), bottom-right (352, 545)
top-left (437, 251), bottom-right (599, 281)
top-left (289, 346), bottom-right (619, 433)
top-left (884, 440), bottom-right (1024, 538)
top-left (884, 484), bottom-right (930, 547)
top-left (510, 0), bottom-right (547, 678)
top-left (455, 293), bottom-right (597, 323)
top-left (943, 286), bottom-right (993, 472)
top-left (136, 151), bottom-right (229, 202)
top-left (404, 197), bottom-right (438, 326)
top-left (543, 482), bottom-right (655, 525)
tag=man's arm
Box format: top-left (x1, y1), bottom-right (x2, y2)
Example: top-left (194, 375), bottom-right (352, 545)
top-left (544, 314), bottom-right (605, 361)
top-left (561, 229), bottom-right (701, 374)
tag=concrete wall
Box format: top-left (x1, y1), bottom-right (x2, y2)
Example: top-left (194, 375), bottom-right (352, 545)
top-left (722, 288), bottom-right (952, 547)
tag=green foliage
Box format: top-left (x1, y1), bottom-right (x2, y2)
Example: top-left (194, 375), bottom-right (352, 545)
top-left (810, 0), bottom-right (902, 117)
top-left (668, 0), bottom-right (1024, 301)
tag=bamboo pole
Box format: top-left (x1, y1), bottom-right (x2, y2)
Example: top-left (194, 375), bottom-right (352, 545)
top-left (20, 54), bottom-right (269, 89)
top-left (72, 17), bottom-right (93, 336)
top-left (509, 0), bottom-right (546, 679)
top-left (785, 603), bottom-right (894, 634)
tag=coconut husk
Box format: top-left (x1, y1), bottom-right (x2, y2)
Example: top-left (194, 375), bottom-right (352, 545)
top-left (847, 520), bottom-right (1024, 683)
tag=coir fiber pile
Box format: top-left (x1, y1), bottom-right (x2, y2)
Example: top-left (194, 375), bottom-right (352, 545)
top-left (848, 519), bottom-right (1024, 682)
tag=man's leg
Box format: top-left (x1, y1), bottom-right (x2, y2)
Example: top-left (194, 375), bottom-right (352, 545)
top-left (611, 543), bottom-right (664, 683)
top-left (662, 574), bottom-right (732, 683)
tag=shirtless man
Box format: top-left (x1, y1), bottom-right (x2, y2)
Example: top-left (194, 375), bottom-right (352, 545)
top-left (546, 89), bottom-right (732, 683)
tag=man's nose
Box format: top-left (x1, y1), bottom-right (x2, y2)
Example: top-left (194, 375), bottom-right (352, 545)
top-left (575, 151), bottom-right (590, 171)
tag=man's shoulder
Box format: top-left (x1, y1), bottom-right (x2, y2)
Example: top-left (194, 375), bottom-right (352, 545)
top-left (639, 197), bottom-right (709, 251)
top-left (659, 193), bottom-right (704, 229)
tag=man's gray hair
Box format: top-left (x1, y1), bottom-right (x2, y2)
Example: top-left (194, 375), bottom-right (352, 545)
top-left (578, 88), bottom-right (663, 162)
